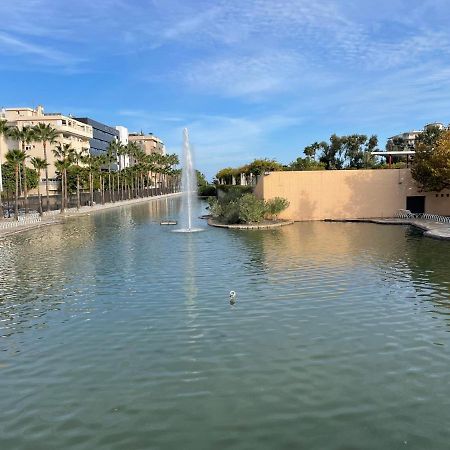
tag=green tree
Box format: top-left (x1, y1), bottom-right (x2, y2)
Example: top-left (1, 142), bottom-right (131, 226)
top-left (53, 142), bottom-right (75, 212)
top-left (411, 130), bottom-right (450, 192)
top-left (0, 119), bottom-right (12, 218)
top-left (319, 135), bottom-right (345, 169)
top-left (5, 149), bottom-right (26, 220)
top-left (9, 126), bottom-right (37, 214)
top-left (265, 197), bottom-right (290, 219)
top-left (288, 157), bottom-right (326, 171)
top-left (33, 123), bottom-right (59, 211)
top-left (30, 157), bottom-right (48, 216)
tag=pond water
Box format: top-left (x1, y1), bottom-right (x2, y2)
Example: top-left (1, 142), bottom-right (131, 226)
top-left (1, 197), bottom-right (450, 450)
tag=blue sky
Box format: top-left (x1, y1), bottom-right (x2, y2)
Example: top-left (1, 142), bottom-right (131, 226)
top-left (1, 0), bottom-right (450, 178)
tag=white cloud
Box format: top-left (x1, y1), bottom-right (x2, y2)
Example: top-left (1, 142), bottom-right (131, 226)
top-left (0, 32), bottom-right (84, 67)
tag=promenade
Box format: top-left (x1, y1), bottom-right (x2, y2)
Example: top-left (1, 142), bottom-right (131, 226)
top-left (0, 192), bottom-right (181, 238)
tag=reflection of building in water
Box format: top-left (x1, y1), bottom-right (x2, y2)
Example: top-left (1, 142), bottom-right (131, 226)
top-left (250, 222), bottom-right (450, 302)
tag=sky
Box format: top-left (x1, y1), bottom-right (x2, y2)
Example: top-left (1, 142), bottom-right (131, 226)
top-left (1, 0), bottom-right (450, 179)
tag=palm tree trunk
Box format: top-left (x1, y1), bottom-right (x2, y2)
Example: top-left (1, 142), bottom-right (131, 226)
top-left (37, 171), bottom-right (43, 216)
top-left (76, 173), bottom-right (80, 210)
top-left (112, 175), bottom-right (116, 203)
top-left (43, 142), bottom-right (50, 212)
top-left (60, 170), bottom-right (65, 213)
top-left (14, 164), bottom-right (19, 221)
top-left (22, 153), bottom-right (28, 214)
top-left (108, 169), bottom-right (111, 203)
top-left (89, 171), bottom-right (94, 207)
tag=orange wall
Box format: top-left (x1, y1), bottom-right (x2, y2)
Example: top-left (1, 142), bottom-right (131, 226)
top-left (255, 169), bottom-right (450, 220)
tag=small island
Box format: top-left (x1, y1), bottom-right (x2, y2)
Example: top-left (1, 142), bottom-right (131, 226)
top-left (206, 186), bottom-right (292, 229)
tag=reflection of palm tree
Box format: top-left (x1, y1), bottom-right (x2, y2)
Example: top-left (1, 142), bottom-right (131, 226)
top-left (33, 123), bottom-right (59, 211)
top-left (30, 157), bottom-right (48, 216)
top-left (5, 149), bottom-right (26, 220)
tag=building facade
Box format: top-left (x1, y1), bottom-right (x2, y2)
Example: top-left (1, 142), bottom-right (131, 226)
top-left (75, 117), bottom-right (119, 157)
top-left (115, 125), bottom-right (130, 170)
top-left (387, 122), bottom-right (450, 151)
top-left (1, 106), bottom-right (93, 193)
top-left (129, 133), bottom-right (165, 157)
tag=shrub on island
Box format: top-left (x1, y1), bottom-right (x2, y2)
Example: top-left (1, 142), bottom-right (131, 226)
top-left (208, 191), bottom-right (289, 225)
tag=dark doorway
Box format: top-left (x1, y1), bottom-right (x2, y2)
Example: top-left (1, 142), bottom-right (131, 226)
top-left (406, 196), bottom-right (425, 214)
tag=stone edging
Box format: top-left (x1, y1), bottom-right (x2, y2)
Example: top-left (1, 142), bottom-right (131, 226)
top-left (208, 218), bottom-right (294, 230)
top-left (324, 218), bottom-right (450, 241)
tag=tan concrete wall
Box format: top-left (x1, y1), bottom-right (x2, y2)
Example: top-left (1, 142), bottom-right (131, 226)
top-left (255, 169), bottom-right (450, 220)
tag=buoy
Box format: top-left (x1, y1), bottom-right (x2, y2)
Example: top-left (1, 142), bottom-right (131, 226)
top-left (160, 220), bottom-right (177, 225)
top-left (229, 290), bottom-right (237, 305)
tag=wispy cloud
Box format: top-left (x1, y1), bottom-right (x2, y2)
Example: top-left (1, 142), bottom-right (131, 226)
top-left (0, 32), bottom-right (84, 67)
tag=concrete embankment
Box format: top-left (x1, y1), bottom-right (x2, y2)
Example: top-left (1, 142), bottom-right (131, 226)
top-left (0, 192), bottom-right (181, 238)
top-left (325, 218), bottom-right (450, 241)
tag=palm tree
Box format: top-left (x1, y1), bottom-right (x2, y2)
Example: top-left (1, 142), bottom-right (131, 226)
top-left (116, 143), bottom-right (129, 200)
top-left (0, 119), bottom-right (12, 219)
top-left (30, 157), bottom-right (48, 216)
top-left (81, 153), bottom-right (96, 207)
top-left (5, 149), bottom-right (26, 220)
top-left (53, 143), bottom-right (74, 212)
top-left (33, 123), bottom-right (59, 211)
top-left (106, 141), bottom-right (120, 202)
top-left (73, 148), bottom-right (87, 210)
top-left (9, 126), bottom-right (36, 214)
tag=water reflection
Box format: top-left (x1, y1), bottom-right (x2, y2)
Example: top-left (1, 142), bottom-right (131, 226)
top-left (1, 200), bottom-right (450, 450)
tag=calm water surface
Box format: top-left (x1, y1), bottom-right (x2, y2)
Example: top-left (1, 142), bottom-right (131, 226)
top-left (1, 198), bottom-right (450, 450)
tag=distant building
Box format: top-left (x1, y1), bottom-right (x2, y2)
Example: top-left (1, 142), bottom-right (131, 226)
top-left (115, 125), bottom-right (130, 170)
top-left (129, 132), bottom-right (165, 157)
top-left (75, 117), bottom-right (119, 157)
top-left (1, 106), bottom-right (92, 193)
top-left (387, 122), bottom-right (449, 152)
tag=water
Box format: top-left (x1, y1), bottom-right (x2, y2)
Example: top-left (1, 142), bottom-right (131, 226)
top-left (179, 128), bottom-right (200, 232)
top-left (1, 198), bottom-right (450, 450)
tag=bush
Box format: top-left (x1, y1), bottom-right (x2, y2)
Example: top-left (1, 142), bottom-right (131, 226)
top-left (238, 193), bottom-right (267, 223)
top-left (209, 191), bottom-right (289, 224)
top-left (217, 185), bottom-right (253, 195)
top-left (198, 184), bottom-right (217, 197)
top-left (266, 197), bottom-right (290, 219)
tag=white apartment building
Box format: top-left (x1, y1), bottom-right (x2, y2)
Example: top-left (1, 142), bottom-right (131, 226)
top-left (1, 106), bottom-right (92, 194)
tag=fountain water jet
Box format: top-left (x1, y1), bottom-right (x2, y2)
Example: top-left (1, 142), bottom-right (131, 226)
top-left (174, 128), bottom-right (203, 233)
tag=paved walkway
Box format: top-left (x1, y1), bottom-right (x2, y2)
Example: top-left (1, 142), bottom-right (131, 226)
top-left (329, 218), bottom-right (450, 241)
top-left (0, 192), bottom-right (181, 238)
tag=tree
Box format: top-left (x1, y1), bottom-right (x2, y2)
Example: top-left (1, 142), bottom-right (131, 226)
top-left (319, 135), bottom-right (345, 169)
top-left (415, 125), bottom-right (444, 147)
top-left (33, 123), bottom-right (59, 211)
top-left (9, 126), bottom-right (37, 214)
top-left (5, 149), bottom-right (26, 220)
top-left (30, 157), bottom-right (48, 216)
top-left (288, 157), bottom-right (325, 171)
top-left (0, 119), bottom-right (12, 218)
top-left (342, 134), bottom-right (378, 169)
top-left (72, 149), bottom-right (86, 210)
top-left (246, 158), bottom-right (284, 176)
top-left (106, 141), bottom-right (121, 202)
top-left (304, 142), bottom-right (321, 159)
top-left (411, 130), bottom-right (450, 192)
top-left (53, 142), bottom-right (75, 212)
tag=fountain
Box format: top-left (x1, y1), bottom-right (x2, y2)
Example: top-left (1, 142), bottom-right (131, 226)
top-left (174, 128), bottom-right (203, 232)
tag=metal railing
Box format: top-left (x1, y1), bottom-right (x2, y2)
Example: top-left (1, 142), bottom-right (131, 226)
top-left (394, 210), bottom-right (450, 223)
